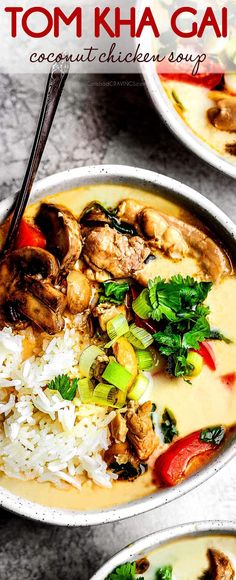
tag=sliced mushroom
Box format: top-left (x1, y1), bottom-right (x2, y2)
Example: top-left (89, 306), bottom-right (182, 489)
top-left (126, 401), bottom-right (158, 461)
top-left (9, 247), bottom-right (59, 279)
top-left (8, 281), bottom-right (66, 335)
top-left (24, 277), bottom-right (67, 313)
top-left (0, 248), bottom-right (59, 307)
top-left (0, 247), bottom-right (64, 333)
top-left (208, 98), bottom-right (236, 132)
top-left (66, 270), bottom-right (91, 314)
top-left (36, 203), bottom-right (82, 269)
top-left (207, 548), bottom-right (235, 580)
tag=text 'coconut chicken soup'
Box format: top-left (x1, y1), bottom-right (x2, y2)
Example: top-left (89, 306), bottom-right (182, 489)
top-left (105, 535), bottom-right (236, 580)
top-left (0, 184), bottom-right (235, 510)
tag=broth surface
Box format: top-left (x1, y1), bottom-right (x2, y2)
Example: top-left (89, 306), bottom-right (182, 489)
top-left (144, 535), bottom-right (236, 579)
top-left (0, 184), bottom-right (235, 510)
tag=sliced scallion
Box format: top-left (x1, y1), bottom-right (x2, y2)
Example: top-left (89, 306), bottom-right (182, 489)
top-left (102, 360), bottom-right (132, 391)
top-left (136, 349), bottom-right (154, 371)
top-left (92, 383), bottom-right (116, 407)
top-left (132, 288), bottom-right (152, 319)
top-left (125, 323), bottom-right (154, 350)
top-left (78, 378), bottom-right (94, 403)
top-left (79, 345), bottom-right (104, 378)
top-left (105, 313), bottom-right (129, 347)
top-left (128, 373), bottom-right (149, 401)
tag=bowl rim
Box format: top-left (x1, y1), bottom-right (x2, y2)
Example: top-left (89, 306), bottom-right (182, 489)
top-left (90, 520), bottom-right (236, 580)
top-left (137, 0), bottom-right (236, 180)
top-left (0, 163), bottom-right (235, 527)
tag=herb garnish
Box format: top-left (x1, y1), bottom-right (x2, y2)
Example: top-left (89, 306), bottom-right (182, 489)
top-left (81, 202), bottom-right (137, 236)
top-left (106, 562), bottom-right (144, 580)
top-left (155, 565), bottom-right (173, 580)
top-left (48, 374), bottom-right (78, 401)
top-left (132, 275), bottom-right (227, 378)
top-left (200, 426), bottom-right (225, 446)
top-left (99, 281), bottom-right (129, 305)
top-left (161, 408), bottom-right (179, 443)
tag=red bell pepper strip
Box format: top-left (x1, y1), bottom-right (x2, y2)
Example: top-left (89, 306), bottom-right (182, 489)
top-left (153, 429), bottom-right (221, 487)
top-left (220, 372), bottom-right (236, 390)
top-left (15, 219), bottom-right (46, 250)
top-left (159, 72), bottom-right (223, 90)
top-left (194, 341), bottom-right (217, 371)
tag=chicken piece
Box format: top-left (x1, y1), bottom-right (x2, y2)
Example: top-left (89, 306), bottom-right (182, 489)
top-left (208, 98), bottom-right (236, 132)
top-left (117, 199), bottom-right (145, 226)
top-left (104, 441), bottom-right (143, 480)
top-left (126, 401), bottom-right (158, 461)
top-left (116, 200), bottom-right (231, 281)
top-left (36, 203), bottom-right (82, 269)
top-left (93, 303), bottom-right (126, 332)
top-left (66, 270), bottom-right (91, 314)
top-left (83, 225), bottom-right (150, 278)
top-left (207, 549), bottom-right (235, 580)
top-left (165, 213), bottom-right (231, 281)
top-left (138, 208), bottom-right (231, 281)
top-left (110, 412), bottom-right (128, 443)
top-left (139, 208), bottom-right (189, 260)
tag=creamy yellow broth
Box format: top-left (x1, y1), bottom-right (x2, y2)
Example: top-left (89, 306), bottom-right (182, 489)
top-left (163, 80), bottom-right (236, 164)
top-left (142, 535), bottom-right (236, 579)
top-left (0, 184), bottom-right (235, 510)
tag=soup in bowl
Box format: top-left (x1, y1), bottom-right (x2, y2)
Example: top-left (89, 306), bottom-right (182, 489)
top-left (0, 166), bottom-right (235, 525)
top-left (91, 522), bottom-right (236, 580)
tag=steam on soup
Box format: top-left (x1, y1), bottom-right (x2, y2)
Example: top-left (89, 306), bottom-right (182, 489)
top-left (0, 184), bottom-right (235, 510)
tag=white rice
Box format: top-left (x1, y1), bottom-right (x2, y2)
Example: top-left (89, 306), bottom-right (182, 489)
top-left (0, 326), bottom-right (116, 489)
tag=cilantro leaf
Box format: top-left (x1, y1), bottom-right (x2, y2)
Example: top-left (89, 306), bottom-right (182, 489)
top-left (161, 408), bottom-right (179, 443)
top-left (132, 275), bottom-right (226, 378)
top-left (182, 317), bottom-right (211, 350)
top-left (200, 426), bottom-right (225, 446)
top-left (48, 374), bottom-right (78, 401)
top-left (153, 330), bottom-right (181, 356)
top-left (155, 565), bottom-right (173, 580)
top-left (99, 281), bottom-right (129, 305)
top-left (106, 562), bottom-right (144, 580)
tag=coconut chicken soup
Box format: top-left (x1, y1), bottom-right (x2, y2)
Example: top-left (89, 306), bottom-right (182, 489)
top-left (105, 534), bottom-right (236, 580)
top-left (160, 72), bottom-right (236, 163)
top-left (0, 184), bottom-right (235, 510)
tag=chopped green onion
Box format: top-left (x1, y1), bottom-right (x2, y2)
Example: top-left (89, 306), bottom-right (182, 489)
top-left (79, 345), bottom-right (104, 378)
top-left (136, 349), bottom-right (154, 371)
top-left (125, 323), bottom-right (154, 350)
top-left (132, 288), bottom-right (152, 319)
top-left (128, 372), bottom-right (149, 401)
top-left (102, 360), bottom-right (132, 391)
top-left (105, 313), bottom-right (129, 347)
top-left (78, 378), bottom-right (94, 403)
top-left (92, 383), bottom-right (117, 407)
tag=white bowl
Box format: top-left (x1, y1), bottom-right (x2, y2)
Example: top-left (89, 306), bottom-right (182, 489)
top-left (138, 0), bottom-right (236, 179)
top-left (0, 164), bottom-right (235, 526)
top-left (91, 521), bottom-right (236, 580)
